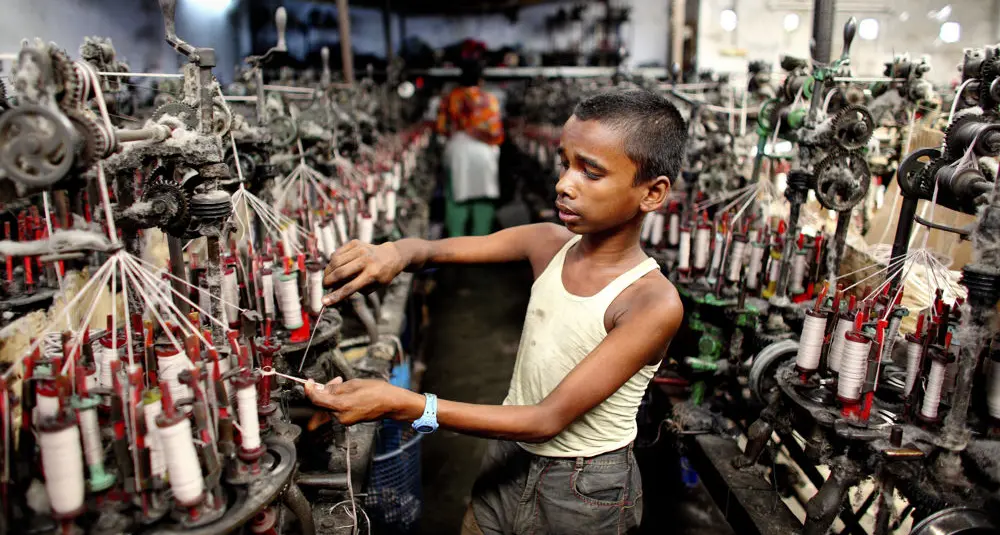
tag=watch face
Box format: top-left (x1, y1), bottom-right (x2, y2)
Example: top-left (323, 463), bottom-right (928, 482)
top-left (415, 424), bottom-right (434, 434)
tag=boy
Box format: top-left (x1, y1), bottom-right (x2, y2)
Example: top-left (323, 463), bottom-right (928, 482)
top-left (306, 88), bottom-right (686, 534)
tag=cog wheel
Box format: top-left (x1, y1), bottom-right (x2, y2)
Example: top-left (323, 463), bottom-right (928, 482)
top-left (64, 108), bottom-right (108, 171)
top-left (225, 150), bottom-right (256, 182)
top-left (912, 157), bottom-right (951, 199)
top-left (979, 56), bottom-right (1000, 110)
top-left (897, 147), bottom-right (942, 199)
top-left (212, 99), bottom-right (232, 136)
top-left (944, 112), bottom-right (990, 159)
top-left (832, 105), bottom-right (875, 150)
top-left (151, 102), bottom-right (199, 130)
top-left (814, 148), bottom-right (871, 211)
top-left (0, 104), bottom-right (77, 188)
top-left (50, 47), bottom-right (80, 111)
top-left (142, 167), bottom-right (190, 235)
top-left (0, 79), bottom-right (8, 112)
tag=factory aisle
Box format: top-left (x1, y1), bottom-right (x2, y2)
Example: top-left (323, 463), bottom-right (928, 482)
top-left (419, 262), bottom-right (534, 534)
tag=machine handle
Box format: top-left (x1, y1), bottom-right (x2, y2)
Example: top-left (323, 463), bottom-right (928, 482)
top-left (841, 17), bottom-right (858, 60)
top-left (276, 7), bottom-right (288, 52)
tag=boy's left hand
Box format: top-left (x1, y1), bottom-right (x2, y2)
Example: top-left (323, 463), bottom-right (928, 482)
top-left (305, 377), bottom-right (420, 425)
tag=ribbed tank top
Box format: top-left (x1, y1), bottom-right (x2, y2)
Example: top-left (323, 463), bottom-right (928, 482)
top-left (504, 234), bottom-right (660, 457)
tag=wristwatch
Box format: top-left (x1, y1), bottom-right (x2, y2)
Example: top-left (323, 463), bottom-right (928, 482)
top-left (412, 393), bottom-right (438, 434)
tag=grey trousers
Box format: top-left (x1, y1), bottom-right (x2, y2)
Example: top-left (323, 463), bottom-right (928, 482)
top-left (466, 440), bottom-right (643, 535)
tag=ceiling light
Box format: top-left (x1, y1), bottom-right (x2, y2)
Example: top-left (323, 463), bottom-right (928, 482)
top-left (940, 21), bottom-right (960, 43)
top-left (720, 10), bottom-right (738, 32)
top-left (928, 5), bottom-right (952, 22)
top-left (899, 11), bottom-right (910, 22)
top-left (783, 13), bottom-right (800, 32)
top-left (858, 18), bottom-right (879, 40)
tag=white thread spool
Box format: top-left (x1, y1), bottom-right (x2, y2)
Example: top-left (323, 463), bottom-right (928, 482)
top-left (322, 223), bottom-right (338, 253)
top-left (368, 196), bottom-right (380, 223)
top-left (365, 174), bottom-right (375, 192)
top-left (38, 421), bottom-right (86, 516)
top-left (335, 212), bottom-right (349, 245)
top-left (313, 223), bottom-right (326, 257)
top-left (827, 317), bottom-right (852, 372)
top-left (385, 191), bottom-right (397, 222)
top-left (277, 273), bottom-right (303, 330)
top-left (693, 226), bottom-right (711, 270)
top-left (85, 368), bottom-right (98, 392)
top-left (358, 215), bottom-right (374, 244)
top-left (77, 407), bottom-right (103, 470)
top-left (236, 385), bottom-right (261, 450)
top-left (678, 228), bottom-right (692, 271)
top-left (921, 358), bottom-right (947, 420)
top-left (393, 164), bottom-right (402, 189)
top-left (35, 389), bottom-right (61, 422)
top-left (640, 213), bottom-right (654, 242)
top-left (157, 349), bottom-right (193, 404)
top-left (222, 267), bottom-right (240, 325)
top-left (143, 397), bottom-right (167, 479)
top-left (709, 233), bottom-right (724, 274)
top-left (668, 213), bottom-right (680, 246)
top-left (747, 229), bottom-right (759, 247)
top-left (795, 311), bottom-right (828, 372)
top-left (837, 335), bottom-right (870, 402)
top-left (766, 255), bottom-right (781, 286)
top-left (904, 338), bottom-right (923, 396)
top-left (727, 238), bottom-right (747, 282)
top-left (157, 416), bottom-right (204, 505)
top-left (308, 267), bottom-right (324, 315)
top-left (651, 213), bottom-right (666, 247)
top-left (987, 359), bottom-right (1000, 420)
top-left (746, 244), bottom-right (765, 290)
top-left (98, 333), bottom-right (124, 390)
top-left (790, 252), bottom-right (807, 294)
top-left (261, 269), bottom-right (275, 316)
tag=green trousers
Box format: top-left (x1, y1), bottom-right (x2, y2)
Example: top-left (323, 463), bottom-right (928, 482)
top-left (445, 174), bottom-right (495, 237)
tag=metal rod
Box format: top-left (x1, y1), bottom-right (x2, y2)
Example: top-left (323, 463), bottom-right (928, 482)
top-left (262, 84), bottom-right (317, 95)
top-left (811, 0), bottom-right (837, 64)
top-left (827, 209), bottom-right (851, 285)
top-left (337, 0), bottom-right (355, 85)
top-left (98, 72), bottom-right (183, 79)
top-left (887, 196), bottom-right (919, 295)
top-left (167, 236), bottom-right (190, 316)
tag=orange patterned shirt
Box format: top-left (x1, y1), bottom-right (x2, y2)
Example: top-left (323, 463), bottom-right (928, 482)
top-left (436, 86), bottom-right (504, 145)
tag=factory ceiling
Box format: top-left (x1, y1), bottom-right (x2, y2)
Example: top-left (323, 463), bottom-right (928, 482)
top-left (317, 0), bottom-right (578, 17)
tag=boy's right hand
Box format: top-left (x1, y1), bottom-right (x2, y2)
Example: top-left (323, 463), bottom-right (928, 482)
top-left (322, 240), bottom-right (406, 306)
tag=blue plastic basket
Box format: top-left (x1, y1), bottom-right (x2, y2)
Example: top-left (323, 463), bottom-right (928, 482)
top-left (365, 361), bottom-right (423, 534)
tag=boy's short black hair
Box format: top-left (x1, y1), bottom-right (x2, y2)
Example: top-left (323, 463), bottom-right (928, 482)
top-left (571, 89), bottom-right (687, 185)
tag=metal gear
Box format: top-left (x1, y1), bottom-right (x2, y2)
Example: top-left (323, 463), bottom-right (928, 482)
top-left (979, 56), bottom-right (1000, 110)
top-left (225, 150), bottom-right (256, 182)
top-left (142, 167), bottom-right (190, 234)
top-left (0, 80), bottom-right (8, 112)
top-left (944, 112), bottom-right (997, 159)
top-left (212, 99), bottom-right (233, 136)
top-left (49, 47), bottom-right (80, 111)
top-left (912, 157), bottom-right (951, 199)
top-left (64, 108), bottom-right (108, 171)
top-left (0, 104), bottom-right (78, 188)
top-left (814, 148), bottom-right (871, 211)
top-left (151, 102), bottom-right (199, 130)
top-left (897, 147), bottom-right (942, 199)
top-left (831, 105), bottom-right (875, 150)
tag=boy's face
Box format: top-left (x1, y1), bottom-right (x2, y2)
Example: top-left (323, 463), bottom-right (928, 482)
top-left (555, 116), bottom-right (668, 234)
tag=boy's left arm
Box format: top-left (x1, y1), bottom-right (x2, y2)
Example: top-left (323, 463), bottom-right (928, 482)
top-left (306, 285), bottom-right (683, 442)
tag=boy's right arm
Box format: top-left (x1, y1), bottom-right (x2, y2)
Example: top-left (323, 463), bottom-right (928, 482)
top-left (322, 223), bottom-right (569, 305)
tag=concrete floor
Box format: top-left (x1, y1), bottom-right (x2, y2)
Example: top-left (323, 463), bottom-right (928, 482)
top-left (416, 261), bottom-right (735, 535)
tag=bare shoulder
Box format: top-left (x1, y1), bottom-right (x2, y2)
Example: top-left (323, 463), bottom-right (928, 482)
top-left (516, 223), bottom-right (575, 277)
top-left (609, 268), bottom-right (684, 333)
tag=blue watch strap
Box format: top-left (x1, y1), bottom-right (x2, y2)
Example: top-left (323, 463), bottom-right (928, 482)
top-left (412, 393), bottom-right (438, 434)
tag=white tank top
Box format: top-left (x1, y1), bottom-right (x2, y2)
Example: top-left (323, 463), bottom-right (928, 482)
top-left (504, 234), bottom-right (660, 457)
